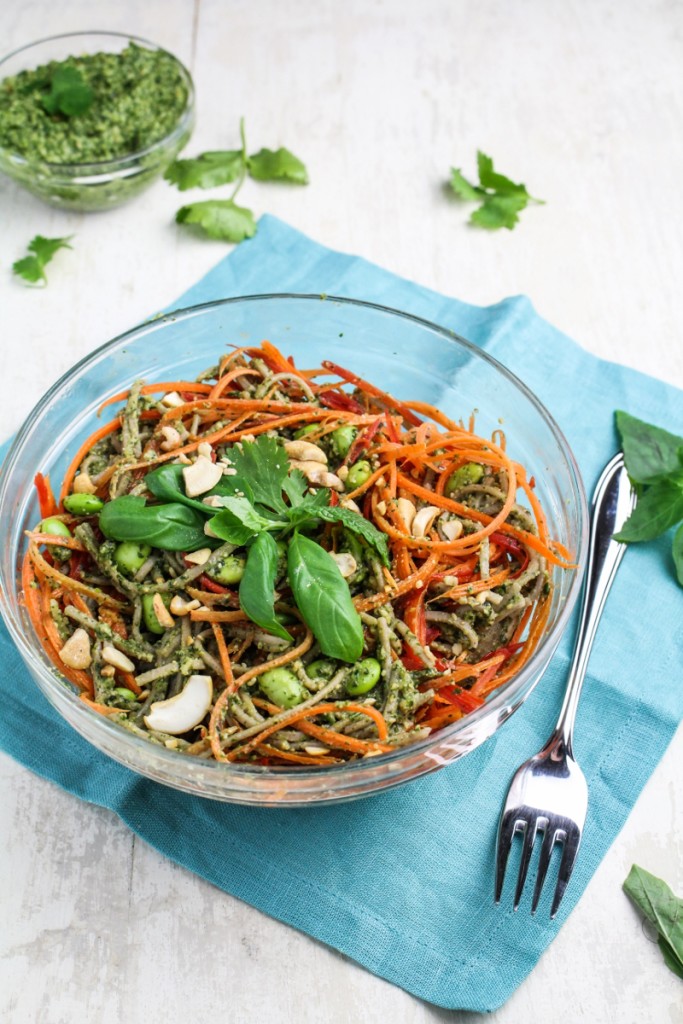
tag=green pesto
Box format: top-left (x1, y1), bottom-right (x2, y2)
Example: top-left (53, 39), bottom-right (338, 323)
top-left (0, 42), bottom-right (189, 164)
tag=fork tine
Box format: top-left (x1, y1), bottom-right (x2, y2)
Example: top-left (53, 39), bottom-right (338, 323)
top-left (513, 817), bottom-right (542, 910)
top-left (531, 826), bottom-right (559, 913)
top-left (550, 825), bottom-right (582, 918)
top-left (494, 809), bottom-right (518, 903)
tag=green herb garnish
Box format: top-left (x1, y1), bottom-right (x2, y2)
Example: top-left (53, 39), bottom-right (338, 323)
top-left (167, 117), bottom-right (308, 243)
top-left (448, 151), bottom-right (543, 230)
top-left (614, 410), bottom-right (683, 585)
top-left (41, 65), bottom-right (94, 117)
top-left (623, 864), bottom-right (683, 980)
top-left (101, 435), bottom-right (379, 661)
top-left (12, 234), bottom-right (72, 285)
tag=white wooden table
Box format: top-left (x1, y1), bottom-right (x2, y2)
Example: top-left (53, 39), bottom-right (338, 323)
top-left (1, 2), bottom-right (682, 1021)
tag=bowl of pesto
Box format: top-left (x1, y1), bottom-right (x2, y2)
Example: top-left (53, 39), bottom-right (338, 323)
top-left (0, 31), bottom-right (194, 211)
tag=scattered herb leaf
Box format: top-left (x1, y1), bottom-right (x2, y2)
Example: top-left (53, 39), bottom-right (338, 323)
top-left (175, 199), bottom-right (257, 242)
top-left (615, 411), bottom-right (683, 585)
top-left (12, 234), bottom-right (73, 286)
top-left (41, 65), bottom-right (94, 117)
top-left (99, 495), bottom-right (208, 551)
top-left (448, 150), bottom-right (543, 230)
top-left (247, 147), bottom-right (309, 184)
top-left (314, 505), bottom-right (390, 567)
top-left (164, 150), bottom-right (244, 190)
top-left (623, 864), bottom-right (683, 980)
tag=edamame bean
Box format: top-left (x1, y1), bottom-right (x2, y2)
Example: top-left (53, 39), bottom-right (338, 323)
top-left (63, 493), bottom-right (104, 515)
top-left (345, 658), bottom-right (381, 696)
top-left (331, 425), bottom-right (356, 457)
top-left (305, 658), bottom-right (337, 680)
top-left (259, 667), bottom-right (308, 709)
top-left (294, 424), bottom-right (319, 439)
top-left (114, 541), bottom-right (151, 577)
top-left (142, 592), bottom-right (171, 635)
top-left (345, 459), bottom-right (372, 491)
top-left (40, 517), bottom-right (72, 562)
top-left (445, 462), bottom-right (484, 494)
top-left (112, 687), bottom-right (138, 701)
top-left (209, 554), bottom-right (246, 585)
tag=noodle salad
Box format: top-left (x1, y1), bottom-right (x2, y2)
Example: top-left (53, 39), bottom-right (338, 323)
top-left (23, 341), bottom-right (571, 766)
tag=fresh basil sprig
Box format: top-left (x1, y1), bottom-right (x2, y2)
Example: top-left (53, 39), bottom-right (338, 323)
top-left (239, 532), bottom-right (292, 643)
top-left (288, 531), bottom-right (364, 662)
top-left (615, 411), bottom-right (683, 585)
top-left (623, 864), bottom-right (683, 980)
top-left (99, 495), bottom-right (209, 552)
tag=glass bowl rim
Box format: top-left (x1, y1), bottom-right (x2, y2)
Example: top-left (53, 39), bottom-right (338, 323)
top-left (0, 29), bottom-right (195, 173)
top-left (0, 292), bottom-right (589, 786)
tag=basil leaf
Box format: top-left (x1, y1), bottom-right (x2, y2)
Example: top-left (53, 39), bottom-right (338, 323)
top-left (239, 532), bottom-right (292, 642)
top-left (616, 410), bottom-right (683, 485)
top-left (146, 463), bottom-right (254, 511)
top-left (673, 523), bottom-right (683, 586)
top-left (314, 505), bottom-right (390, 567)
top-left (623, 864), bottom-right (683, 979)
top-left (99, 496), bottom-right (208, 551)
top-left (614, 477), bottom-right (683, 542)
top-left (287, 532), bottom-right (363, 663)
top-left (209, 497), bottom-right (281, 545)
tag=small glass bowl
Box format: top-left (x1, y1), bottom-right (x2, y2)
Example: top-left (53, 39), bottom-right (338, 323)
top-left (0, 295), bottom-right (588, 805)
top-left (0, 31), bottom-right (194, 211)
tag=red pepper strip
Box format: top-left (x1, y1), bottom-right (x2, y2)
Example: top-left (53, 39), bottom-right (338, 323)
top-left (197, 574), bottom-right (230, 594)
top-left (385, 415), bottom-right (401, 444)
top-left (321, 360), bottom-right (423, 427)
top-left (34, 472), bottom-right (57, 519)
top-left (490, 531), bottom-right (529, 577)
top-left (437, 687), bottom-right (485, 713)
top-left (345, 415), bottom-right (385, 466)
top-left (318, 390), bottom-right (365, 414)
top-left (401, 646), bottom-right (425, 671)
top-left (329, 490), bottom-right (340, 507)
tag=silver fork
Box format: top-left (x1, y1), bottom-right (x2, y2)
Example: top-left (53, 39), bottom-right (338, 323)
top-left (495, 452), bottom-right (636, 918)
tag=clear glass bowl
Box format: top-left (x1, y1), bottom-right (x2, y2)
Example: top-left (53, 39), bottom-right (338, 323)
top-left (0, 31), bottom-right (194, 211)
top-left (0, 295), bottom-right (588, 805)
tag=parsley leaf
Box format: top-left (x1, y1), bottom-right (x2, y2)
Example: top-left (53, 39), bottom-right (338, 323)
top-left (175, 199), bottom-right (257, 242)
top-left (164, 150), bottom-right (245, 190)
top-left (42, 65), bottom-right (94, 117)
top-left (247, 147), bottom-right (309, 184)
top-left (12, 235), bottom-right (72, 286)
top-left (448, 150), bottom-right (542, 230)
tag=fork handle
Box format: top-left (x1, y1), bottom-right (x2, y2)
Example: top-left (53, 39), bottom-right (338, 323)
top-left (549, 453), bottom-right (636, 758)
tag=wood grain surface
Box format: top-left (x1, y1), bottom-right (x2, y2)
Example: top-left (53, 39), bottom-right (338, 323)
top-left (1, 2), bottom-right (681, 1022)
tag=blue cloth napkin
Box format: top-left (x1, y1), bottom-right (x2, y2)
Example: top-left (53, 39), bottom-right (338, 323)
top-left (1, 215), bottom-right (682, 1012)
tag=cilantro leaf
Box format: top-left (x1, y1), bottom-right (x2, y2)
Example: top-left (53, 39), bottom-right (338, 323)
top-left (12, 235), bottom-right (72, 286)
top-left (226, 435), bottom-right (289, 513)
top-left (176, 200), bottom-right (257, 242)
top-left (449, 168), bottom-right (483, 202)
top-left (470, 192), bottom-right (529, 231)
top-left (164, 150), bottom-right (245, 190)
top-left (315, 505), bottom-right (390, 566)
top-left (247, 147), bottom-right (309, 184)
top-left (282, 469), bottom-right (310, 507)
top-left (447, 150), bottom-right (542, 231)
top-left (208, 496), bottom-right (285, 545)
top-left (42, 65), bottom-right (94, 117)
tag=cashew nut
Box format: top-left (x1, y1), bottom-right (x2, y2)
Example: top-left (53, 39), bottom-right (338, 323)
top-left (72, 471), bottom-right (98, 495)
top-left (284, 439), bottom-right (328, 464)
top-left (289, 460), bottom-right (344, 491)
top-left (441, 519), bottom-right (464, 542)
top-left (396, 497), bottom-right (416, 532)
top-left (152, 593), bottom-right (175, 629)
top-left (59, 628), bottom-right (92, 670)
top-left (184, 547), bottom-right (213, 566)
top-left (411, 505), bottom-right (440, 539)
top-left (160, 391), bottom-right (185, 408)
top-left (159, 426), bottom-right (182, 452)
top-left (144, 675), bottom-right (213, 735)
top-left (329, 551), bottom-right (358, 578)
top-left (169, 596), bottom-right (201, 616)
top-left (183, 455), bottom-right (223, 497)
top-left (101, 644), bottom-right (135, 673)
